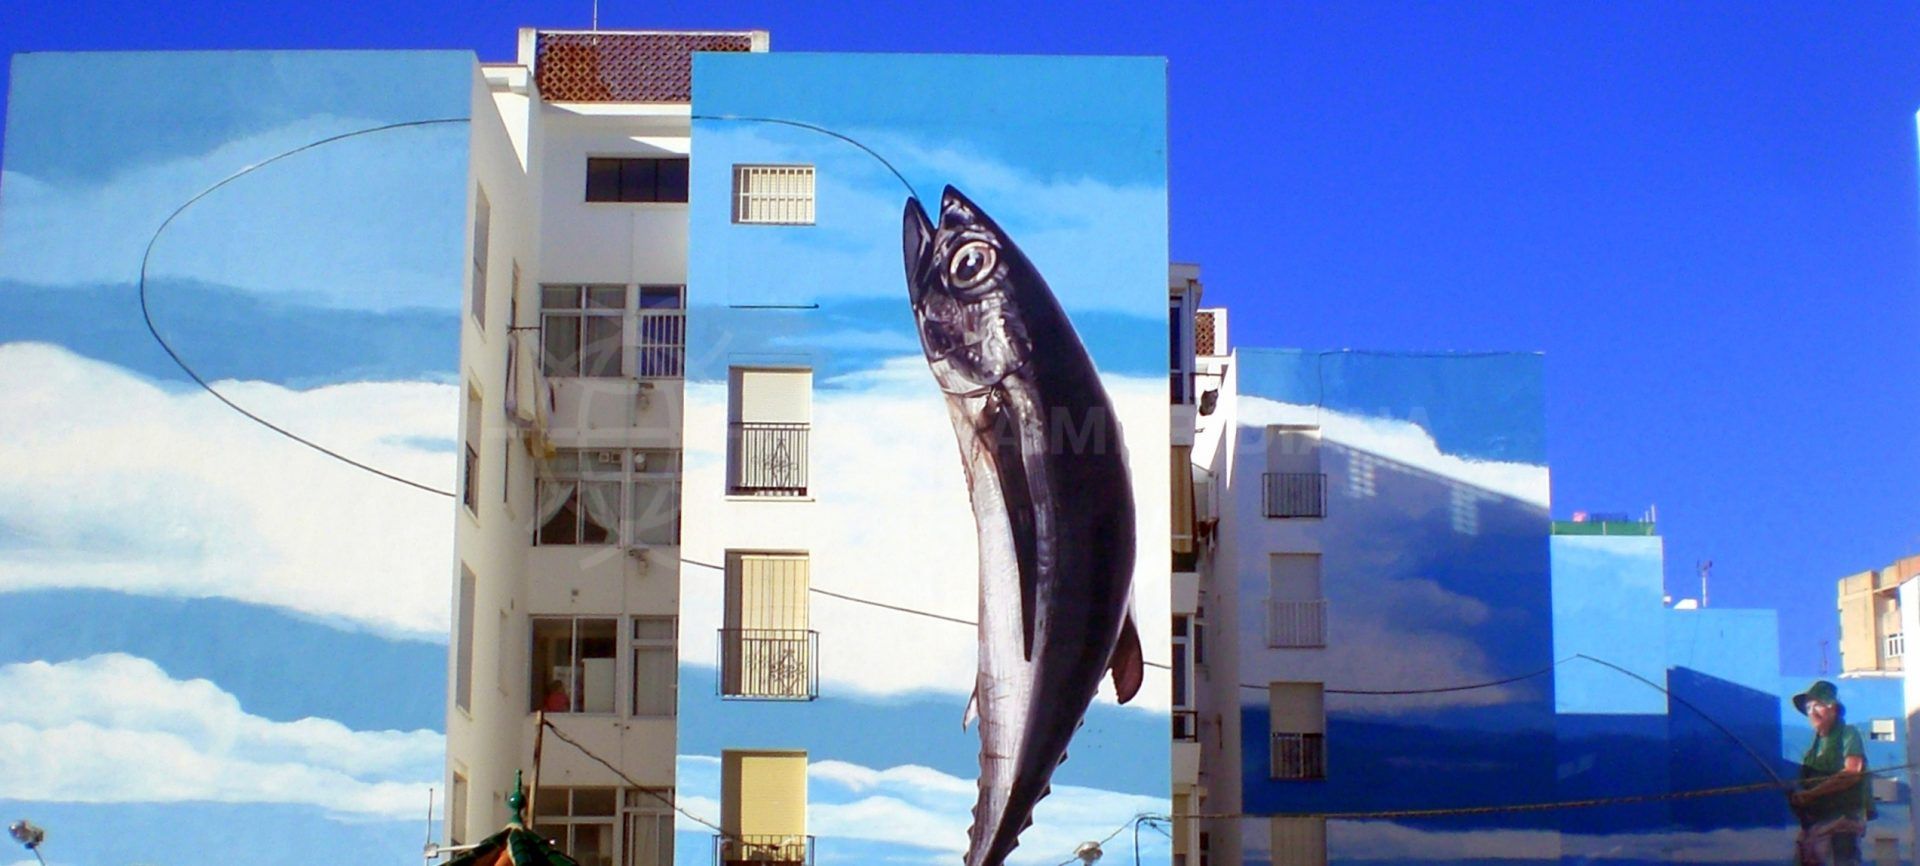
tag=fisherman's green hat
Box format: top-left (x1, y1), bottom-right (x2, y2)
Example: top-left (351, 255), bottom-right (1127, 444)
top-left (1793, 680), bottom-right (1840, 715)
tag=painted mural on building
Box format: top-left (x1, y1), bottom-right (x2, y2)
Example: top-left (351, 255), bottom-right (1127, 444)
top-left (0, 51), bottom-right (477, 863)
top-left (681, 53), bottom-right (1172, 865)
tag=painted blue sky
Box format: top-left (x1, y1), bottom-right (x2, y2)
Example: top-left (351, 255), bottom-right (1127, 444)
top-left (5, 0), bottom-right (1914, 681)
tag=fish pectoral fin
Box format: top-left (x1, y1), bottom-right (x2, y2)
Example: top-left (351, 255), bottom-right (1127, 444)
top-left (1108, 611), bottom-right (1146, 704)
top-left (962, 687), bottom-right (979, 730)
top-left (983, 390), bottom-right (1041, 661)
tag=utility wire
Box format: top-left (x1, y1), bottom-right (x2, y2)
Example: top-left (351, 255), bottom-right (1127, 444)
top-left (1572, 652), bottom-right (1785, 786)
top-left (691, 113), bottom-right (921, 202)
top-left (137, 117), bottom-right (471, 499)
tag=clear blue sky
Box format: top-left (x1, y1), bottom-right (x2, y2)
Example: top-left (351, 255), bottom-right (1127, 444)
top-left (4, 1), bottom-right (1915, 673)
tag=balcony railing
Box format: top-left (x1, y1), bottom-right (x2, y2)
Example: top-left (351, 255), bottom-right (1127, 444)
top-left (1173, 710), bottom-right (1199, 742)
top-left (729, 422), bottom-right (809, 496)
top-left (715, 834), bottom-right (813, 866)
top-left (1263, 473), bottom-right (1327, 518)
top-left (634, 309), bottom-right (686, 379)
top-left (1271, 732), bottom-right (1326, 780)
top-left (1888, 633), bottom-right (1905, 660)
top-left (1267, 599), bottom-right (1327, 648)
top-left (717, 629), bottom-right (819, 700)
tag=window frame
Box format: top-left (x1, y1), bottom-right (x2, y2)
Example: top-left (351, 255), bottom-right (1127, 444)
top-left (470, 185), bottom-right (490, 329)
top-left (534, 448), bottom-right (682, 548)
top-left (585, 156), bottom-right (690, 204)
top-left (732, 163), bottom-right (817, 225)
top-left (530, 616), bottom-right (621, 715)
top-left (630, 615), bottom-right (678, 717)
top-left (539, 284), bottom-right (686, 380)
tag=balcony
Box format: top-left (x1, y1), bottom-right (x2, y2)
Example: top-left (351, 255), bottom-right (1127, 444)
top-left (717, 629), bottom-right (819, 700)
top-left (1271, 732), bottom-right (1326, 780)
top-left (729, 423), bottom-right (809, 496)
top-left (715, 835), bottom-right (813, 866)
top-left (1173, 710), bottom-right (1199, 742)
top-left (634, 308), bottom-right (686, 379)
top-left (1263, 472), bottom-right (1326, 519)
top-left (1266, 599), bottom-right (1327, 649)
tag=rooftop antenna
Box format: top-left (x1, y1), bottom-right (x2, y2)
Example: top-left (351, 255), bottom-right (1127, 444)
top-left (424, 787), bottom-right (435, 860)
top-left (1698, 560), bottom-right (1713, 608)
top-left (592, 0), bottom-right (599, 31)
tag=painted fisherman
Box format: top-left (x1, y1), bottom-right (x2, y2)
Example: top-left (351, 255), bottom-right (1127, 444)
top-left (1789, 679), bottom-right (1872, 866)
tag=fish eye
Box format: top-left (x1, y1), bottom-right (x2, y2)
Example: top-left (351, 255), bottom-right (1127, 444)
top-left (948, 240), bottom-right (998, 289)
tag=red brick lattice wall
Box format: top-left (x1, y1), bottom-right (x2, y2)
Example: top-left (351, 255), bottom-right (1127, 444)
top-left (535, 32), bottom-right (754, 103)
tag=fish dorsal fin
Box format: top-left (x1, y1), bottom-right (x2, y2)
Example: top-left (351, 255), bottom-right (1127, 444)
top-left (1109, 609), bottom-right (1145, 704)
top-left (984, 389), bottom-right (1040, 660)
top-left (962, 686), bottom-right (979, 730)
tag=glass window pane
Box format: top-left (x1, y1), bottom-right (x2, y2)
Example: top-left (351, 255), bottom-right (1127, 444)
top-left (628, 478), bottom-right (678, 546)
top-left (573, 788), bottom-right (617, 816)
top-left (532, 621), bottom-right (575, 712)
top-left (578, 620), bottom-right (618, 713)
top-left (543, 285), bottom-right (580, 310)
top-left (632, 616), bottom-right (675, 641)
top-left (655, 159), bottom-right (689, 203)
top-left (588, 286), bottom-right (626, 309)
top-left (537, 483), bottom-right (580, 546)
top-left (620, 159), bottom-right (657, 202)
top-left (638, 286), bottom-right (682, 309)
top-left (632, 645), bottom-right (675, 716)
top-left (581, 317), bottom-right (623, 378)
top-left (578, 481), bottom-right (620, 545)
top-left (572, 822), bottom-right (614, 866)
top-left (586, 159), bottom-right (621, 201)
top-left (542, 317), bottom-right (580, 377)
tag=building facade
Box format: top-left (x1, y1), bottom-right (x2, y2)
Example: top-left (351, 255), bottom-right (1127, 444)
top-left (1840, 555), bottom-right (1920, 677)
top-left (448, 31), bottom-right (1179, 866)
top-left (1185, 331), bottom-right (1912, 865)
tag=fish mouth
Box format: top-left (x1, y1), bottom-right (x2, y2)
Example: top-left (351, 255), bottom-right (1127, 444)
top-left (902, 196), bottom-right (936, 308)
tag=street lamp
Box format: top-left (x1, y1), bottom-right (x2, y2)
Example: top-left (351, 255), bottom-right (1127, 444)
top-left (9, 820), bottom-right (46, 866)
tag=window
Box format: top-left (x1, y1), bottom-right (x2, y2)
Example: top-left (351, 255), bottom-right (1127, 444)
top-left (1269, 817), bottom-right (1327, 866)
top-left (622, 789), bottom-right (675, 866)
top-left (463, 386), bottom-right (482, 513)
top-left (1872, 718), bottom-right (1897, 742)
top-left (721, 552), bottom-right (816, 700)
top-left (728, 368), bottom-right (811, 496)
top-left (503, 263), bottom-right (521, 505)
top-left (533, 787), bottom-right (617, 866)
top-left (1269, 681), bottom-right (1326, 780)
top-left (456, 566), bottom-right (476, 713)
top-left (541, 285), bottom-right (685, 379)
top-left (535, 449), bottom-right (681, 547)
top-left (631, 616), bottom-right (676, 716)
top-left (1268, 554), bottom-right (1325, 648)
top-left (471, 186), bottom-right (490, 328)
top-left (732, 165), bottom-right (816, 225)
top-left (531, 618), bottom-right (618, 713)
top-left (719, 750), bottom-right (811, 865)
top-left (450, 771), bottom-right (470, 845)
top-left (586, 157), bottom-right (689, 203)
top-left (1264, 426), bottom-right (1325, 518)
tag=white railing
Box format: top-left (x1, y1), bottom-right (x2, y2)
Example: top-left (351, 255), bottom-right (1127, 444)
top-left (1267, 599), bottom-right (1327, 648)
top-left (633, 308), bottom-right (686, 379)
top-left (1270, 732), bottom-right (1326, 780)
top-left (1887, 632), bottom-right (1905, 660)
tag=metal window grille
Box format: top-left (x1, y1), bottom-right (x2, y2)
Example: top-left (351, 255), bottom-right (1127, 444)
top-left (720, 554), bottom-right (816, 700)
top-left (733, 165), bottom-right (816, 225)
top-left (1887, 633), bottom-right (1905, 660)
top-left (728, 423), bottom-right (809, 496)
top-left (1266, 599), bottom-right (1328, 648)
top-left (1271, 732), bottom-right (1327, 780)
top-left (715, 834), bottom-right (813, 866)
top-left (1263, 473), bottom-right (1327, 518)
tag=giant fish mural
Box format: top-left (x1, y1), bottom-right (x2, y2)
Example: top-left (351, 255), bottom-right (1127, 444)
top-left (903, 186), bottom-right (1146, 865)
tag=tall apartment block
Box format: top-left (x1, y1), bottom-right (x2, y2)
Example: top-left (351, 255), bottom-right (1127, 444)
top-left (449, 30), bottom-right (1176, 866)
top-left (1839, 555), bottom-right (1920, 677)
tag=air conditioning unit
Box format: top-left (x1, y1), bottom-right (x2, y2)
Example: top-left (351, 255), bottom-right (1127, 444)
top-left (597, 450), bottom-right (620, 466)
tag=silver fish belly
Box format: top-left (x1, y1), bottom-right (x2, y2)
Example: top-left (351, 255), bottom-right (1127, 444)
top-left (903, 186), bottom-right (1145, 866)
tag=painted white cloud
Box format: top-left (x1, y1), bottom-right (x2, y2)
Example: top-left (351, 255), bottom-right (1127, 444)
top-left (0, 112), bottom-right (467, 311)
top-left (1235, 396), bottom-right (1549, 507)
top-left (677, 755), bottom-right (1169, 866)
top-left (694, 124), bottom-right (1165, 317)
top-left (0, 655), bottom-right (441, 819)
top-left (0, 342), bottom-right (456, 637)
top-left (680, 359), bottom-right (1175, 711)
